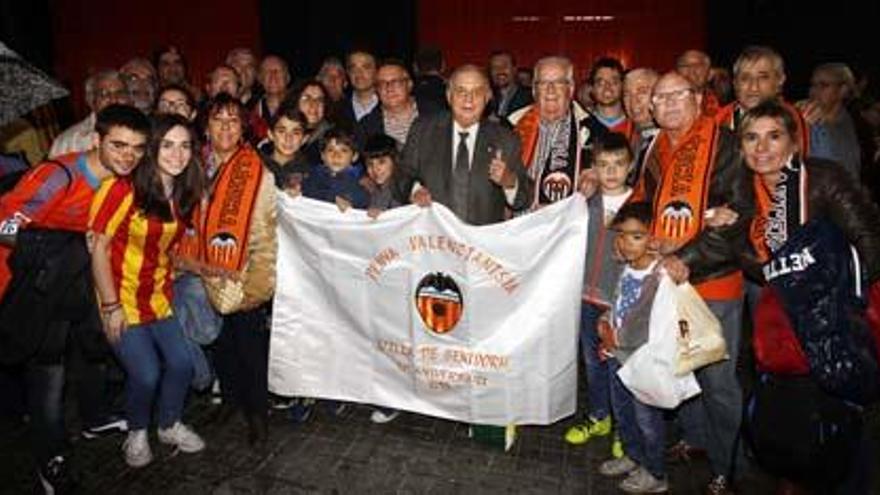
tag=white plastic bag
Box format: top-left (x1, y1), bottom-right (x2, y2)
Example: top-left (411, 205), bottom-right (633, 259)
top-left (617, 274), bottom-right (701, 408)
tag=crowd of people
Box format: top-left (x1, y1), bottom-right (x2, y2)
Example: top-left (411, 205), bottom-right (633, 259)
top-left (1, 42), bottom-right (879, 495)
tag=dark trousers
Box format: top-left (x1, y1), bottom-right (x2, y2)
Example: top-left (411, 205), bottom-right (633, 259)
top-left (27, 312), bottom-right (113, 466)
top-left (215, 305), bottom-right (270, 418)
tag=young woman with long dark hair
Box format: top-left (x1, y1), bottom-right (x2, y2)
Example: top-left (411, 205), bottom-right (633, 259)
top-left (90, 113), bottom-right (206, 467)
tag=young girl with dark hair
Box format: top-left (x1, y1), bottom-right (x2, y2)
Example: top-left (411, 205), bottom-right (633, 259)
top-left (90, 113), bottom-right (206, 467)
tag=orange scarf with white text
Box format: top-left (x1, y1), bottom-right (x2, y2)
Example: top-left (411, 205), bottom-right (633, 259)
top-left (650, 116), bottom-right (719, 243)
top-left (203, 146), bottom-right (263, 272)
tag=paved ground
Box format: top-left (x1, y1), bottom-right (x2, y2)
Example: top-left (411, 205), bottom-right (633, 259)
top-left (1, 374), bottom-right (878, 494)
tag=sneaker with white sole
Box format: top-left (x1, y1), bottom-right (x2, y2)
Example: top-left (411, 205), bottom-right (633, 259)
top-left (619, 466), bottom-right (668, 493)
top-left (598, 455), bottom-right (638, 477)
top-left (157, 422), bottom-right (205, 453)
top-left (82, 415), bottom-right (128, 440)
top-left (370, 408), bottom-right (400, 424)
top-left (123, 430), bottom-right (153, 468)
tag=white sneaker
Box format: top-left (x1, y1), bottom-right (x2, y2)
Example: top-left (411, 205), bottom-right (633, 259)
top-left (598, 455), bottom-right (637, 477)
top-left (158, 422), bottom-right (205, 453)
top-left (123, 430), bottom-right (153, 468)
top-left (370, 408), bottom-right (400, 424)
top-left (619, 466), bottom-right (668, 493)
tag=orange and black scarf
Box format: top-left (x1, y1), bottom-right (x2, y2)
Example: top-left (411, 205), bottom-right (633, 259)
top-left (649, 116), bottom-right (720, 243)
top-left (513, 106), bottom-right (582, 206)
top-left (750, 157), bottom-right (808, 262)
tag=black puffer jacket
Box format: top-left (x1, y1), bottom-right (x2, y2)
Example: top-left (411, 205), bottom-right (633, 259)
top-left (736, 158), bottom-right (880, 284)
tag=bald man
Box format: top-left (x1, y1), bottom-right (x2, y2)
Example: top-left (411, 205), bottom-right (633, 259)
top-left (399, 65), bottom-right (530, 225)
top-left (635, 71), bottom-right (753, 494)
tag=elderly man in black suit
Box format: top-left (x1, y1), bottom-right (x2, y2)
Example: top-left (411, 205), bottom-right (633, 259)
top-left (399, 65), bottom-right (531, 225)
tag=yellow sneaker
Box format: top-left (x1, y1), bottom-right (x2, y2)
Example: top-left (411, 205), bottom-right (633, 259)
top-left (611, 434), bottom-right (624, 459)
top-left (564, 416), bottom-right (612, 445)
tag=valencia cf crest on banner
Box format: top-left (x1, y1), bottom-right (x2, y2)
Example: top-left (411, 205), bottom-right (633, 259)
top-left (415, 272), bottom-right (463, 334)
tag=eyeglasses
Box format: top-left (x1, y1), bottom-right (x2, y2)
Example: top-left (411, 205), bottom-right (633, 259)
top-left (650, 88), bottom-right (694, 105)
top-left (535, 78), bottom-right (572, 91)
top-left (106, 139), bottom-right (146, 156)
top-left (376, 77), bottom-right (410, 90)
top-left (451, 87), bottom-right (486, 99)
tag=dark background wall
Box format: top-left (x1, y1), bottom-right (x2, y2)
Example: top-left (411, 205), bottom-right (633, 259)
top-left (418, 0), bottom-right (706, 82)
top-left (261, 0), bottom-right (416, 80)
top-left (707, 1), bottom-right (880, 99)
top-left (1, 0), bottom-right (877, 121)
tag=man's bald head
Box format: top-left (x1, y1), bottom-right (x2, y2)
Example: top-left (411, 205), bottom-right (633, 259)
top-left (447, 64), bottom-right (491, 127)
top-left (651, 71), bottom-right (701, 134)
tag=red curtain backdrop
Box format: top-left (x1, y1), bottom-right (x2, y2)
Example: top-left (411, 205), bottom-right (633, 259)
top-left (418, 0), bottom-right (706, 82)
top-left (52, 0), bottom-right (261, 118)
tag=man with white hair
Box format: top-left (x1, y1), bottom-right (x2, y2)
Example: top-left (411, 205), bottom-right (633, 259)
top-left (401, 64), bottom-right (530, 225)
top-left (622, 68), bottom-right (660, 185)
top-left (49, 70), bottom-right (130, 158)
top-left (251, 55), bottom-right (291, 141)
top-left (807, 62), bottom-right (861, 179)
top-left (508, 56), bottom-right (608, 208)
top-left (119, 58), bottom-right (157, 114)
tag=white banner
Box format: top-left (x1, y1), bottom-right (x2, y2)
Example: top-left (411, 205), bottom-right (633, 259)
top-left (268, 195), bottom-right (588, 425)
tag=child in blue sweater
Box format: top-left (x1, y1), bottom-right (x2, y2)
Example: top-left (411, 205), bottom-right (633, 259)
top-left (300, 128), bottom-right (368, 210)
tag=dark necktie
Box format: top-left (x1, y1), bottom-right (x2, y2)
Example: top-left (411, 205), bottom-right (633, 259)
top-left (452, 131), bottom-right (471, 221)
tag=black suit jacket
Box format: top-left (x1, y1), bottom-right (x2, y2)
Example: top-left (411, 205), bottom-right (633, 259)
top-left (398, 112), bottom-right (530, 225)
top-left (487, 84), bottom-right (533, 120)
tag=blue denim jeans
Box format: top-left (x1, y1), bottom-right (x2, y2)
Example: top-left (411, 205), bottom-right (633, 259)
top-left (174, 274), bottom-right (221, 391)
top-left (632, 396), bottom-right (666, 478)
top-left (114, 317), bottom-right (193, 430)
top-left (678, 297), bottom-right (745, 478)
top-left (580, 302), bottom-right (610, 420)
top-left (608, 357), bottom-right (639, 459)
top-left (608, 357), bottom-right (665, 477)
